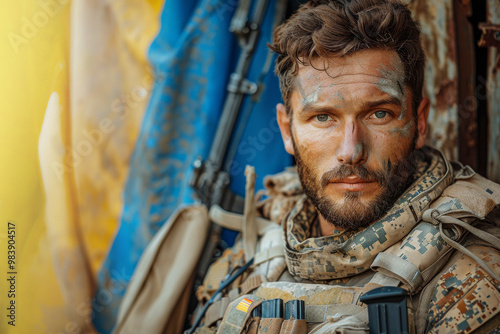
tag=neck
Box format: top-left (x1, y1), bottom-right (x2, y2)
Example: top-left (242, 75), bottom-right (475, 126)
top-left (318, 213), bottom-right (345, 236)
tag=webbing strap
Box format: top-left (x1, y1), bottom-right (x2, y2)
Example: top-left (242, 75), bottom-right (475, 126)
top-left (436, 213), bottom-right (500, 250)
top-left (370, 252), bottom-right (423, 292)
top-left (254, 245), bottom-right (285, 266)
top-left (205, 297), bottom-right (230, 327)
top-left (240, 274), bottom-right (264, 295)
top-left (209, 204), bottom-right (279, 236)
top-left (243, 166), bottom-right (258, 259)
top-left (368, 272), bottom-right (400, 287)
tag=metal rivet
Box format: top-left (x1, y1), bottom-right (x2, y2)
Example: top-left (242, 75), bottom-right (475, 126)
top-left (494, 31), bottom-right (500, 41)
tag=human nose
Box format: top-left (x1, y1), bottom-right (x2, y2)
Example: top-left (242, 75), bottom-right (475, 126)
top-left (337, 120), bottom-right (366, 165)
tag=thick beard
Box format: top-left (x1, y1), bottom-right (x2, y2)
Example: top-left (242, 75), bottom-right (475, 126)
top-left (292, 135), bottom-right (418, 232)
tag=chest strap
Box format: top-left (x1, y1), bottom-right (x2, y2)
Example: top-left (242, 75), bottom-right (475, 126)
top-left (240, 274), bottom-right (265, 295)
top-left (254, 245), bottom-right (285, 266)
top-left (370, 252), bottom-right (423, 291)
top-left (209, 204), bottom-right (279, 236)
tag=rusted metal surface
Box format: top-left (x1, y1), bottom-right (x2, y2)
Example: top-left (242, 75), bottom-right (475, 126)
top-left (454, 0), bottom-right (478, 171)
top-left (487, 0), bottom-right (500, 183)
top-left (478, 23), bottom-right (500, 48)
top-left (408, 0), bottom-right (459, 161)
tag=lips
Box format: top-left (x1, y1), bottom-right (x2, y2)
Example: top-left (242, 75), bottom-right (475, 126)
top-left (328, 176), bottom-right (377, 191)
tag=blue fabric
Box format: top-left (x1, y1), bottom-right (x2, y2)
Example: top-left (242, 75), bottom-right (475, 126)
top-left (92, 0), bottom-right (292, 332)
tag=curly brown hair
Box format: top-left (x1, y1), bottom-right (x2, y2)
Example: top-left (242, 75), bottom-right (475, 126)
top-left (269, 0), bottom-right (425, 116)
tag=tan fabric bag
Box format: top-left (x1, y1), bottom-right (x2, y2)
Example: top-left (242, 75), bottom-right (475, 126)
top-left (113, 205), bottom-right (210, 334)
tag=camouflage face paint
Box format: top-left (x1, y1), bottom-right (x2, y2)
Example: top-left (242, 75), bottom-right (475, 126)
top-left (298, 78), bottom-right (321, 106)
top-left (389, 122), bottom-right (413, 138)
top-left (382, 158), bottom-right (392, 175)
top-left (352, 144), bottom-right (364, 162)
top-left (324, 89), bottom-right (344, 108)
top-left (297, 77), bottom-right (306, 98)
top-left (376, 61), bottom-right (407, 121)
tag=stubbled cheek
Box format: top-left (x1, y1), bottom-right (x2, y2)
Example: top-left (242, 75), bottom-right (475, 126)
top-left (382, 158), bottom-right (392, 174)
top-left (366, 133), bottom-right (408, 172)
top-left (372, 153), bottom-right (396, 175)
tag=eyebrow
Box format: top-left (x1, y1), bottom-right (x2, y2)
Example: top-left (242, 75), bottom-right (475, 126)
top-left (299, 97), bottom-right (402, 116)
top-left (299, 105), bottom-right (336, 116)
top-left (360, 97), bottom-right (402, 110)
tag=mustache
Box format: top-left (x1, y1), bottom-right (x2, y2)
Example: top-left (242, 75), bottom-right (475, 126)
top-left (320, 164), bottom-right (388, 189)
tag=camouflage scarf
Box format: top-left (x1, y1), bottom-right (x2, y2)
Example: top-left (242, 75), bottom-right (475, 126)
top-left (283, 147), bottom-right (454, 281)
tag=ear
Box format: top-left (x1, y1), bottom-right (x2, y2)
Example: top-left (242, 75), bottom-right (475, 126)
top-left (415, 97), bottom-right (430, 149)
top-left (276, 103), bottom-right (295, 155)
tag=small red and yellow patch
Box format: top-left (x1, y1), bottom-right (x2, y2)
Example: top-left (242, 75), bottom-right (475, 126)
top-left (236, 298), bottom-right (253, 313)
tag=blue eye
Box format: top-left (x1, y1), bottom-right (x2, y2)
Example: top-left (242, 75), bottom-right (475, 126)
top-left (316, 114), bottom-right (332, 122)
top-left (372, 111), bottom-right (387, 119)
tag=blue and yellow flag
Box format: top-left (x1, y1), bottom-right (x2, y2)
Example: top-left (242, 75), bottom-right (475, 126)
top-left (0, 1), bottom-right (292, 333)
top-left (93, 0), bottom-right (292, 332)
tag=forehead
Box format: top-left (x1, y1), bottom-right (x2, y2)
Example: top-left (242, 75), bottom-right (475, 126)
top-left (294, 49), bottom-right (404, 94)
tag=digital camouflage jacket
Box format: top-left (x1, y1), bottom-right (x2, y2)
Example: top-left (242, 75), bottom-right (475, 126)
top-left (195, 147), bottom-right (500, 333)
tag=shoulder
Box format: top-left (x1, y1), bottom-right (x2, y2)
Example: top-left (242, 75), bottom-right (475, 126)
top-left (440, 161), bottom-right (500, 218)
top-left (424, 222), bottom-right (500, 333)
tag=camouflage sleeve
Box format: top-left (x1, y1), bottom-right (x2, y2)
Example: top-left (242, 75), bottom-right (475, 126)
top-left (425, 244), bottom-right (500, 333)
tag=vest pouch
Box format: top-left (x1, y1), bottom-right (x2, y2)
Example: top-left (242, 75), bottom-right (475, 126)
top-left (279, 320), bottom-right (307, 334)
top-left (114, 205), bottom-right (210, 334)
top-left (258, 299), bottom-right (284, 334)
top-left (280, 300), bottom-right (306, 334)
top-left (258, 318), bottom-right (283, 334)
top-left (246, 305), bottom-right (262, 334)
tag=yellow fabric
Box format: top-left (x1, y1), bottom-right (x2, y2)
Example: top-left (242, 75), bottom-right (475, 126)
top-left (0, 0), bottom-right (162, 332)
top-left (69, 0), bottom-right (161, 278)
top-left (0, 2), bottom-right (73, 332)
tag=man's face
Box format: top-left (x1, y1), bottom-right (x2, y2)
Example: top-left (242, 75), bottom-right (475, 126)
top-left (277, 49), bottom-right (429, 233)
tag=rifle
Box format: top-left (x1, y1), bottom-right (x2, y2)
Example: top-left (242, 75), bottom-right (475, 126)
top-left (190, 0), bottom-right (269, 212)
top-left (187, 0), bottom-right (271, 328)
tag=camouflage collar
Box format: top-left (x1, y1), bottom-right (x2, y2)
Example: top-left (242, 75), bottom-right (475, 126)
top-left (283, 147), bottom-right (454, 281)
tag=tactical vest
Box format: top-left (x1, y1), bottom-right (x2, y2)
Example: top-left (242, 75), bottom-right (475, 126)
top-left (196, 147), bottom-right (500, 334)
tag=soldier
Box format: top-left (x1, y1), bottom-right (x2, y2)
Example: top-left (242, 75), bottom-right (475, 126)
top-left (116, 0), bottom-right (500, 333)
top-left (189, 0), bottom-right (500, 332)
